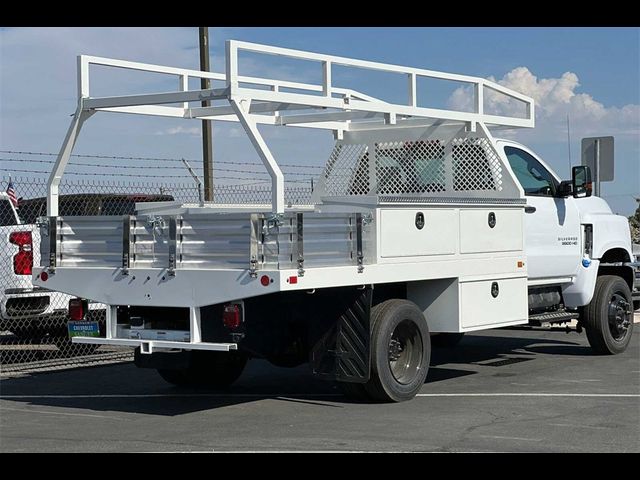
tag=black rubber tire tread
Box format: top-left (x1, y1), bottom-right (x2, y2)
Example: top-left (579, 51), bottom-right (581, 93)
top-left (583, 275), bottom-right (634, 355)
top-left (431, 332), bottom-right (465, 348)
top-left (363, 299), bottom-right (430, 403)
top-left (158, 351), bottom-right (248, 388)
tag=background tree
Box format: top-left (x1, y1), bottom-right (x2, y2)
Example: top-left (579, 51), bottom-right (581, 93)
top-left (629, 198), bottom-right (640, 244)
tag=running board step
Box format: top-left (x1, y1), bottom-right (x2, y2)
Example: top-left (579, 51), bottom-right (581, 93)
top-left (528, 311), bottom-right (580, 326)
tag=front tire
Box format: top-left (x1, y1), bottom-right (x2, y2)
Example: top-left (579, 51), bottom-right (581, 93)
top-left (583, 275), bottom-right (634, 355)
top-left (348, 299), bottom-right (430, 403)
top-left (158, 350), bottom-right (248, 388)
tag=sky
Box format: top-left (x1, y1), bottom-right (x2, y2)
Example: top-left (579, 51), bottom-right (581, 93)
top-left (1, 27), bottom-right (639, 214)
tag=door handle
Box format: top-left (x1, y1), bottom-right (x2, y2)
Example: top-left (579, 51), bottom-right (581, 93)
top-left (524, 206), bottom-right (537, 213)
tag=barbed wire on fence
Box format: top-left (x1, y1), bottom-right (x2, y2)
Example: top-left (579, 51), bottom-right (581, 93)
top-left (0, 149), bottom-right (326, 170)
top-left (0, 156), bottom-right (321, 177)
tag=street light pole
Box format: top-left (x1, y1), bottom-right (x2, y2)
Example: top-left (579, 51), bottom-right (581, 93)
top-left (199, 27), bottom-right (214, 201)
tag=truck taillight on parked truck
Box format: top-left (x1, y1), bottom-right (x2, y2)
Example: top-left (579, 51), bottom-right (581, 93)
top-left (9, 231), bottom-right (33, 275)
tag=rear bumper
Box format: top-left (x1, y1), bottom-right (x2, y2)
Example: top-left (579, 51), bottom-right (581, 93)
top-left (72, 336), bottom-right (236, 354)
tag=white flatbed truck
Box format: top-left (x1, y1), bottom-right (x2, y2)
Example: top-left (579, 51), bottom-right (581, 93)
top-left (33, 41), bottom-right (637, 402)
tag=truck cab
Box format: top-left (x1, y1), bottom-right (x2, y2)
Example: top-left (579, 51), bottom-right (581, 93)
top-left (498, 139), bottom-right (635, 353)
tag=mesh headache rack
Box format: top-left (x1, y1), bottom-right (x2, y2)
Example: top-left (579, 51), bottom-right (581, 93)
top-left (48, 40), bottom-right (534, 215)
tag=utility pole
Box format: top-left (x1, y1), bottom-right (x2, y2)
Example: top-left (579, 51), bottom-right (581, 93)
top-left (199, 27), bottom-right (214, 201)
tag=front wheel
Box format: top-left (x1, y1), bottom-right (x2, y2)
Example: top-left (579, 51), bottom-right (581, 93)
top-left (342, 299), bottom-right (430, 403)
top-left (583, 275), bottom-right (634, 355)
top-left (158, 350), bottom-right (248, 388)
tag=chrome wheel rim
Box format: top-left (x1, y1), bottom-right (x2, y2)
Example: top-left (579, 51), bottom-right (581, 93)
top-left (608, 292), bottom-right (631, 342)
top-left (388, 320), bottom-right (423, 385)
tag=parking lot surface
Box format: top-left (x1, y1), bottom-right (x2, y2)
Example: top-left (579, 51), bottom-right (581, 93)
top-left (1, 327), bottom-right (639, 452)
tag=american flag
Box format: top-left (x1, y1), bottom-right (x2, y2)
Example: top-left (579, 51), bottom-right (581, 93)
top-left (6, 178), bottom-right (18, 207)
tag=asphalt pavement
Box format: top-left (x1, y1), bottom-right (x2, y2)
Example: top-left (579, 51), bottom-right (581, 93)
top-left (1, 327), bottom-right (639, 452)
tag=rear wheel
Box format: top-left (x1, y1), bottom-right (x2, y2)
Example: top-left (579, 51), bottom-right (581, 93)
top-left (341, 299), bottom-right (430, 403)
top-left (157, 350), bottom-right (248, 388)
top-left (583, 275), bottom-right (634, 355)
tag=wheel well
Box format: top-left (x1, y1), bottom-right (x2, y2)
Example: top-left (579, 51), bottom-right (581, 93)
top-left (598, 247), bottom-right (633, 291)
top-left (599, 248), bottom-right (631, 263)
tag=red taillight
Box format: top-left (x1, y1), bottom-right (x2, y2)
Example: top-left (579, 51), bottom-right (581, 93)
top-left (9, 231), bottom-right (33, 275)
top-left (69, 298), bottom-right (86, 321)
top-left (9, 231), bottom-right (31, 246)
top-left (260, 275), bottom-right (271, 287)
top-left (40, 271), bottom-right (49, 282)
top-left (223, 304), bottom-right (242, 330)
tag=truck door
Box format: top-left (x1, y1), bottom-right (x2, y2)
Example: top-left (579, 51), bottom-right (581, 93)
top-left (502, 144), bottom-right (581, 281)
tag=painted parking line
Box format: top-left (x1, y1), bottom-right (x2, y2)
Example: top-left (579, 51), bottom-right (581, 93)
top-left (0, 392), bottom-right (638, 400)
top-left (0, 405), bottom-right (124, 420)
top-left (415, 393), bottom-right (640, 398)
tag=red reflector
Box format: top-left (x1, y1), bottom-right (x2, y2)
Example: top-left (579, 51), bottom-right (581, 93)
top-left (40, 271), bottom-right (49, 282)
top-left (10, 231), bottom-right (33, 275)
top-left (288, 276), bottom-right (298, 284)
top-left (223, 304), bottom-right (242, 329)
top-left (260, 275), bottom-right (270, 286)
top-left (69, 299), bottom-right (85, 321)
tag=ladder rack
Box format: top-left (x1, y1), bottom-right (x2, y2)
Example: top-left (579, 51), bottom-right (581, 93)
top-left (48, 40), bottom-right (535, 215)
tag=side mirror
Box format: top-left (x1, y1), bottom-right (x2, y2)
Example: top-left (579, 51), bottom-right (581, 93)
top-left (572, 165), bottom-right (592, 198)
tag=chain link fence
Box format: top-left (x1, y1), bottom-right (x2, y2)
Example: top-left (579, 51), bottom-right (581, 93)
top-left (0, 174), bottom-right (312, 375)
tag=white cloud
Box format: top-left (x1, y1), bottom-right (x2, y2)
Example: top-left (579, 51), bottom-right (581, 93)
top-left (448, 67), bottom-right (640, 143)
top-left (155, 126), bottom-right (202, 137)
top-left (448, 67), bottom-right (640, 216)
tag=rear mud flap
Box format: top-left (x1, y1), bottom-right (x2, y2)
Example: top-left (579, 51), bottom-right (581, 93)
top-left (311, 286), bottom-right (372, 383)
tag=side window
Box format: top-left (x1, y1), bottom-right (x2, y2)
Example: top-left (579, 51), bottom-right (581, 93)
top-left (504, 146), bottom-right (557, 196)
top-left (0, 199), bottom-right (18, 226)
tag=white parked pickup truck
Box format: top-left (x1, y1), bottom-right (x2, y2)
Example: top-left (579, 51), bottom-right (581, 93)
top-left (33, 41), bottom-right (638, 402)
top-left (0, 192), bottom-right (83, 340)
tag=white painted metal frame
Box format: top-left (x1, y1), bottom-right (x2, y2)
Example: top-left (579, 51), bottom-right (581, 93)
top-left (76, 304), bottom-right (237, 353)
top-left (48, 40), bottom-right (535, 216)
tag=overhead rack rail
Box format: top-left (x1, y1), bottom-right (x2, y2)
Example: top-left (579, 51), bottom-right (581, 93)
top-left (48, 40), bottom-right (535, 215)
